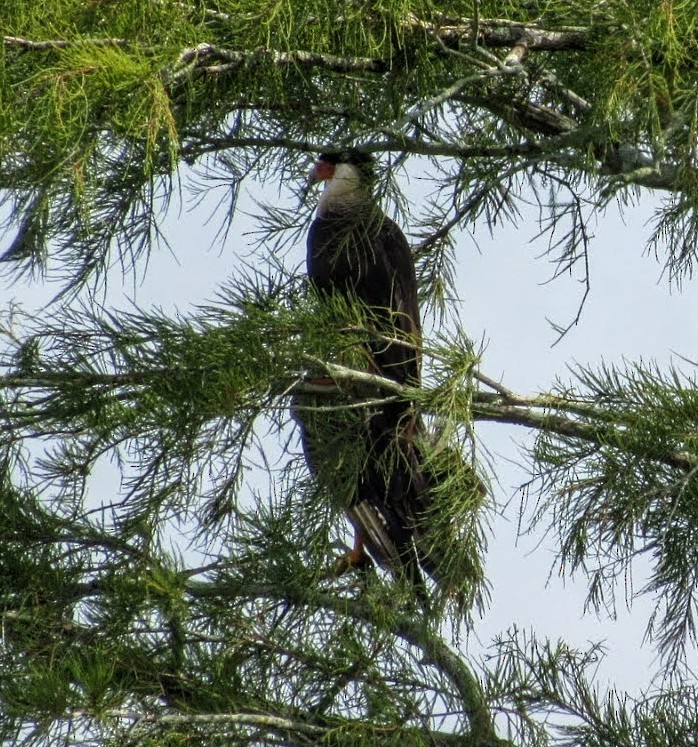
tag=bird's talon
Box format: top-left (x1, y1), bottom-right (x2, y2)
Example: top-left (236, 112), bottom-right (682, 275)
top-left (334, 548), bottom-right (374, 576)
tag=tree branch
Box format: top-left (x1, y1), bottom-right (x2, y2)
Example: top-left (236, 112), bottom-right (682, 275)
top-left (134, 708), bottom-right (481, 747)
top-left (290, 365), bottom-right (698, 472)
top-left (5, 21), bottom-right (680, 196)
top-left (179, 129), bottom-right (685, 193)
top-left (187, 579), bottom-right (511, 747)
top-left (1, 355), bottom-right (695, 472)
top-left (6, 15), bottom-right (588, 56)
top-left (410, 15), bottom-right (589, 52)
top-left (179, 133), bottom-right (545, 163)
top-left (169, 43), bottom-right (389, 86)
top-left (3, 35), bottom-right (127, 50)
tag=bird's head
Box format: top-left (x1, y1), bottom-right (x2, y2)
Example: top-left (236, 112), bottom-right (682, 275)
top-left (309, 149), bottom-right (375, 184)
top-left (308, 150), bottom-right (376, 214)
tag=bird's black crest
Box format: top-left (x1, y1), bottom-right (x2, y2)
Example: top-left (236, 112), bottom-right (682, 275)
top-left (318, 149), bottom-right (375, 181)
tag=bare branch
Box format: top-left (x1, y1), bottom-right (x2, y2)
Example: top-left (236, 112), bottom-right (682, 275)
top-left (169, 43), bottom-right (388, 86)
top-left (140, 711), bottom-right (325, 738)
top-left (3, 35), bottom-right (127, 50)
top-left (408, 15), bottom-right (589, 52)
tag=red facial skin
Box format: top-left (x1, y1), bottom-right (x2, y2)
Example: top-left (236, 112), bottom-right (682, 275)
top-left (308, 160), bottom-right (336, 185)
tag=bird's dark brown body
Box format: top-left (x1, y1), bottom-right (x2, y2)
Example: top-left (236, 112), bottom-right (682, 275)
top-left (307, 207), bottom-right (421, 388)
top-left (298, 151), bottom-right (436, 591)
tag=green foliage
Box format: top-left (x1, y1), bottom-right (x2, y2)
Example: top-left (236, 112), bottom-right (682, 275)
top-left (3, 2), bottom-right (698, 746)
top-left (0, 263), bottom-right (496, 744)
top-left (0, 270), bottom-right (489, 589)
top-left (3, 257), bottom-right (698, 744)
top-left (4, 0), bottom-right (698, 291)
top-left (532, 361), bottom-right (698, 668)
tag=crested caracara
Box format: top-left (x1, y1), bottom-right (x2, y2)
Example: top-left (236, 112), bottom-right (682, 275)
top-left (296, 149), bottom-right (439, 592)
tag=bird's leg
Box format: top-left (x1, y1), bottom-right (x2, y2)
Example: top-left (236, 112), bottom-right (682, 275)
top-left (334, 532), bottom-right (374, 576)
top-left (348, 531), bottom-right (370, 566)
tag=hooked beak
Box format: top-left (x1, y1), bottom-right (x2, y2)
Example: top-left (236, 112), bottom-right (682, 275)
top-left (307, 160), bottom-right (335, 186)
top-left (301, 159), bottom-right (335, 203)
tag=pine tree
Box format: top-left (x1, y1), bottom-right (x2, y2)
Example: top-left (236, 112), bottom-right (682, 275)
top-left (2, 2), bottom-right (698, 745)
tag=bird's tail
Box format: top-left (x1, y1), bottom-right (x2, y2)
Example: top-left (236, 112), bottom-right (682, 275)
top-left (356, 409), bottom-right (432, 588)
top-left (367, 408), bottom-right (488, 607)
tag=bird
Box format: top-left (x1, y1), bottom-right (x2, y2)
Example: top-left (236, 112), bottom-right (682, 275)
top-left (295, 149), bottom-right (439, 593)
top-left (305, 150), bottom-right (422, 392)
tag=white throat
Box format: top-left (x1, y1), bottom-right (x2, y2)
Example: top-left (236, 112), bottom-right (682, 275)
top-left (317, 163), bottom-right (367, 216)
